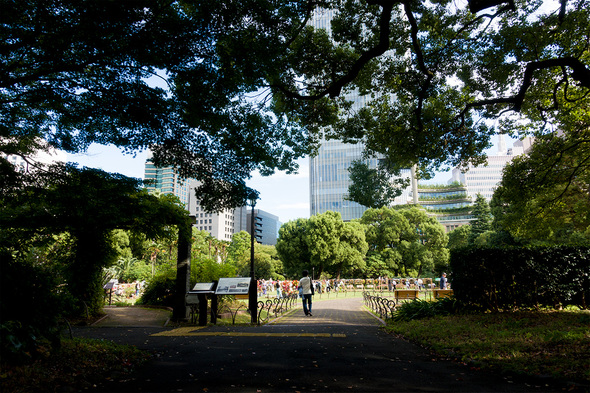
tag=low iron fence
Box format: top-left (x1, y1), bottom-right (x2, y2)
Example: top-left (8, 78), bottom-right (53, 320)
top-left (256, 293), bottom-right (298, 325)
top-left (363, 291), bottom-right (397, 320)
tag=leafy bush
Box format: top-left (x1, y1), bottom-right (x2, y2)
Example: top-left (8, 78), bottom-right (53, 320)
top-left (391, 297), bottom-right (458, 322)
top-left (191, 257), bottom-right (236, 284)
top-left (450, 246), bottom-right (589, 311)
top-left (0, 252), bottom-right (68, 363)
top-left (136, 268), bottom-right (176, 307)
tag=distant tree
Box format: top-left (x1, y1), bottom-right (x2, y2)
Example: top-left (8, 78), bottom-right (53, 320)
top-left (469, 194), bottom-right (492, 244)
top-left (258, 244), bottom-right (285, 279)
top-left (400, 208), bottom-right (449, 276)
top-left (364, 254), bottom-right (394, 278)
top-left (276, 218), bottom-right (312, 278)
top-left (227, 231), bottom-right (251, 266)
top-left (361, 207), bottom-right (448, 277)
top-left (360, 207), bottom-right (414, 277)
top-left (276, 213), bottom-right (367, 278)
top-left (345, 160), bottom-right (409, 209)
top-left (447, 225), bottom-right (472, 250)
top-left (306, 211), bottom-right (368, 278)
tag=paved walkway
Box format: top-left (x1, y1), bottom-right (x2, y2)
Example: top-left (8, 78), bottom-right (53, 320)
top-left (75, 297), bottom-right (565, 392)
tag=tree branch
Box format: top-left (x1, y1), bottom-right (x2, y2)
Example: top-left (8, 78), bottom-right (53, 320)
top-left (273, 0), bottom-right (396, 101)
top-left (457, 56), bottom-right (590, 123)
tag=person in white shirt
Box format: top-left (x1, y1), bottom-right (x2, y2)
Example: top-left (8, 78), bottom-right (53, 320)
top-left (299, 270), bottom-right (313, 316)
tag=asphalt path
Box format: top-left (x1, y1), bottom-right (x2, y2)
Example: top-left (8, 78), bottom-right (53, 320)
top-left (75, 297), bottom-right (566, 393)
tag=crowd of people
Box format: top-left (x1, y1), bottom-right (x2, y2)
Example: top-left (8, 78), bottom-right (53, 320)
top-left (256, 276), bottom-right (450, 299)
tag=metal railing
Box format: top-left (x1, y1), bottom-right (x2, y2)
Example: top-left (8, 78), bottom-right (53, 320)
top-left (256, 293), bottom-right (298, 325)
top-left (363, 292), bottom-right (397, 320)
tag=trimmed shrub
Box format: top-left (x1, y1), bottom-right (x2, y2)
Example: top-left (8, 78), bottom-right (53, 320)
top-left (391, 297), bottom-right (458, 322)
top-left (450, 246), bottom-right (589, 311)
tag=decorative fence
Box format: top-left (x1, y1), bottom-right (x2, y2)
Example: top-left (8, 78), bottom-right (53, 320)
top-left (256, 293), bottom-right (298, 325)
top-left (363, 292), bottom-right (397, 320)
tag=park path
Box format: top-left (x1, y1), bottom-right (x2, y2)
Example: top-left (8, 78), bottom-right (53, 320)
top-left (74, 297), bottom-right (562, 392)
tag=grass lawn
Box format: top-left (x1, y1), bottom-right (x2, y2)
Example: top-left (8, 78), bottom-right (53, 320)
top-left (0, 338), bottom-right (151, 393)
top-left (384, 310), bottom-right (590, 386)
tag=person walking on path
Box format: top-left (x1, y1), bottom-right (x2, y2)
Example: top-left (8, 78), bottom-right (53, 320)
top-left (300, 269), bottom-right (313, 316)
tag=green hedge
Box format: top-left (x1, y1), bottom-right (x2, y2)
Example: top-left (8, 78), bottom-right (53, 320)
top-left (450, 246), bottom-right (589, 311)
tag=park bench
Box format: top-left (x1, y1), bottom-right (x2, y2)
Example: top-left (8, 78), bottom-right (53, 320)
top-left (394, 289), bottom-right (419, 305)
top-left (433, 289), bottom-right (454, 299)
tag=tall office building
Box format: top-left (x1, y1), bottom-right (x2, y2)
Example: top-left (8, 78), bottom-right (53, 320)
top-left (247, 209), bottom-right (281, 246)
top-left (308, 10), bottom-right (411, 221)
top-left (451, 136), bottom-right (533, 200)
top-left (188, 184), bottom-right (249, 241)
top-left (143, 153), bottom-right (248, 241)
top-left (143, 151), bottom-right (191, 206)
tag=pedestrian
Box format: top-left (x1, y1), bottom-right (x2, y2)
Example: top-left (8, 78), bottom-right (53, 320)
top-left (440, 272), bottom-right (448, 289)
top-left (275, 281), bottom-right (282, 299)
top-left (417, 278), bottom-right (423, 291)
top-left (299, 270), bottom-right (314, 316)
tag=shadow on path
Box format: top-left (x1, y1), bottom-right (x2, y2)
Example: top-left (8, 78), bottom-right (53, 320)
top-left (75, 298), bottom-right (566, 393)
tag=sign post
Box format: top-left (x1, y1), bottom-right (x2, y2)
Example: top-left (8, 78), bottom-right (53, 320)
top-left (249, 199), bottom-right (257, 324)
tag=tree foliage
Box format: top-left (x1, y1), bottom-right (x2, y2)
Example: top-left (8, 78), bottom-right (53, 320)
top-left (3, 0), bottom-right (588, 207)
top-left (361, 206), bottom-right (448, 276)
top-left (276, 212), bottom-right (368, 278)
top-left (492, 132), bottom-right (590, 244)
top-left (447, 225), bottom-right (471, 250)
top-left (276, 219), bottom-right (312, 278)
top-left (469, 194), bottom-right (493, 243)
top-left (360, 207), bottom-right (413, 276)
top-left (1, 0), bottom-right (316, 210)
top-left (345, 160), bottom-right (409, 208)
top-left (1, 164), bottom-right (189, 315)
top-left (272, 0), bottom-right (590, 180)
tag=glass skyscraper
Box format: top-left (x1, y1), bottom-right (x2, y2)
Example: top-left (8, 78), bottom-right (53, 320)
top-left (309, 10), bottom-right (411, 221)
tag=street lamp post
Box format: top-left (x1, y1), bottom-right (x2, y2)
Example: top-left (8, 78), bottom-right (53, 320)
top-left (249, 199), bottom-right (257, 324)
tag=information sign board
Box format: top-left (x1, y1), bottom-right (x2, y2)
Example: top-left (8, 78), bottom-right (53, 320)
top-left (215, 277), bottom-right (251, 295)
top-left (192, 282), bottom-right (215, 292)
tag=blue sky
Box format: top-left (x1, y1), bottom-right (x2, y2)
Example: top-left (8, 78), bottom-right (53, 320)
top-left (66, 145), bottom-right (311, 223)
top-left (66, 142), bottom-right (478, 224)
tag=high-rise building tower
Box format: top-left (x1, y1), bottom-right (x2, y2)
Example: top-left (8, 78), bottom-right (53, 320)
top-left (247, 209), bottom-right (281, 245)
top-left (308, 11), bottom-right (411, 221)
top-left (451, 136), bottom-right (533, 200)
top-left (143, 151), bottom-right (190, 206)
top-left (143, 152), bottom-right (248, 241)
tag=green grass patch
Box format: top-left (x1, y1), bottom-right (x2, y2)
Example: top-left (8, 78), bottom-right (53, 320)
top-left (385, 310), bottom-right (590, 383)
top-left (0, 338), bottom-right (151, 393)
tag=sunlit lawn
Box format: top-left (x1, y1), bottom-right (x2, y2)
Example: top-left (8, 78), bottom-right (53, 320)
top-left (384, 310), bottom-right (590, 384)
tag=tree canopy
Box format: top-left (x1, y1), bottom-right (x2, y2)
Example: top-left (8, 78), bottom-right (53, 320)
top-left (276, 212), bottom-right (368, 278)
top-left (469, 194), bottom-right (493, 243)
top-left (3, 0), bottom-right (588, 208)
top-left (1, 0), bottom-right (316, 210)
top-left (345, 160), bottom-right (409, 208)
top-left (361, 206), bottom-right (448, 276)
top-left (491, 132), bottom-right (590, 244)
top-left (0, 163), bottom-right (189, 314)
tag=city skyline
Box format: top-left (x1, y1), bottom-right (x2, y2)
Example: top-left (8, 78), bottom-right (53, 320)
top-left (64, 136), bottom-right (513, 224)
top-left (65, 144), bottom-right (311, 224)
